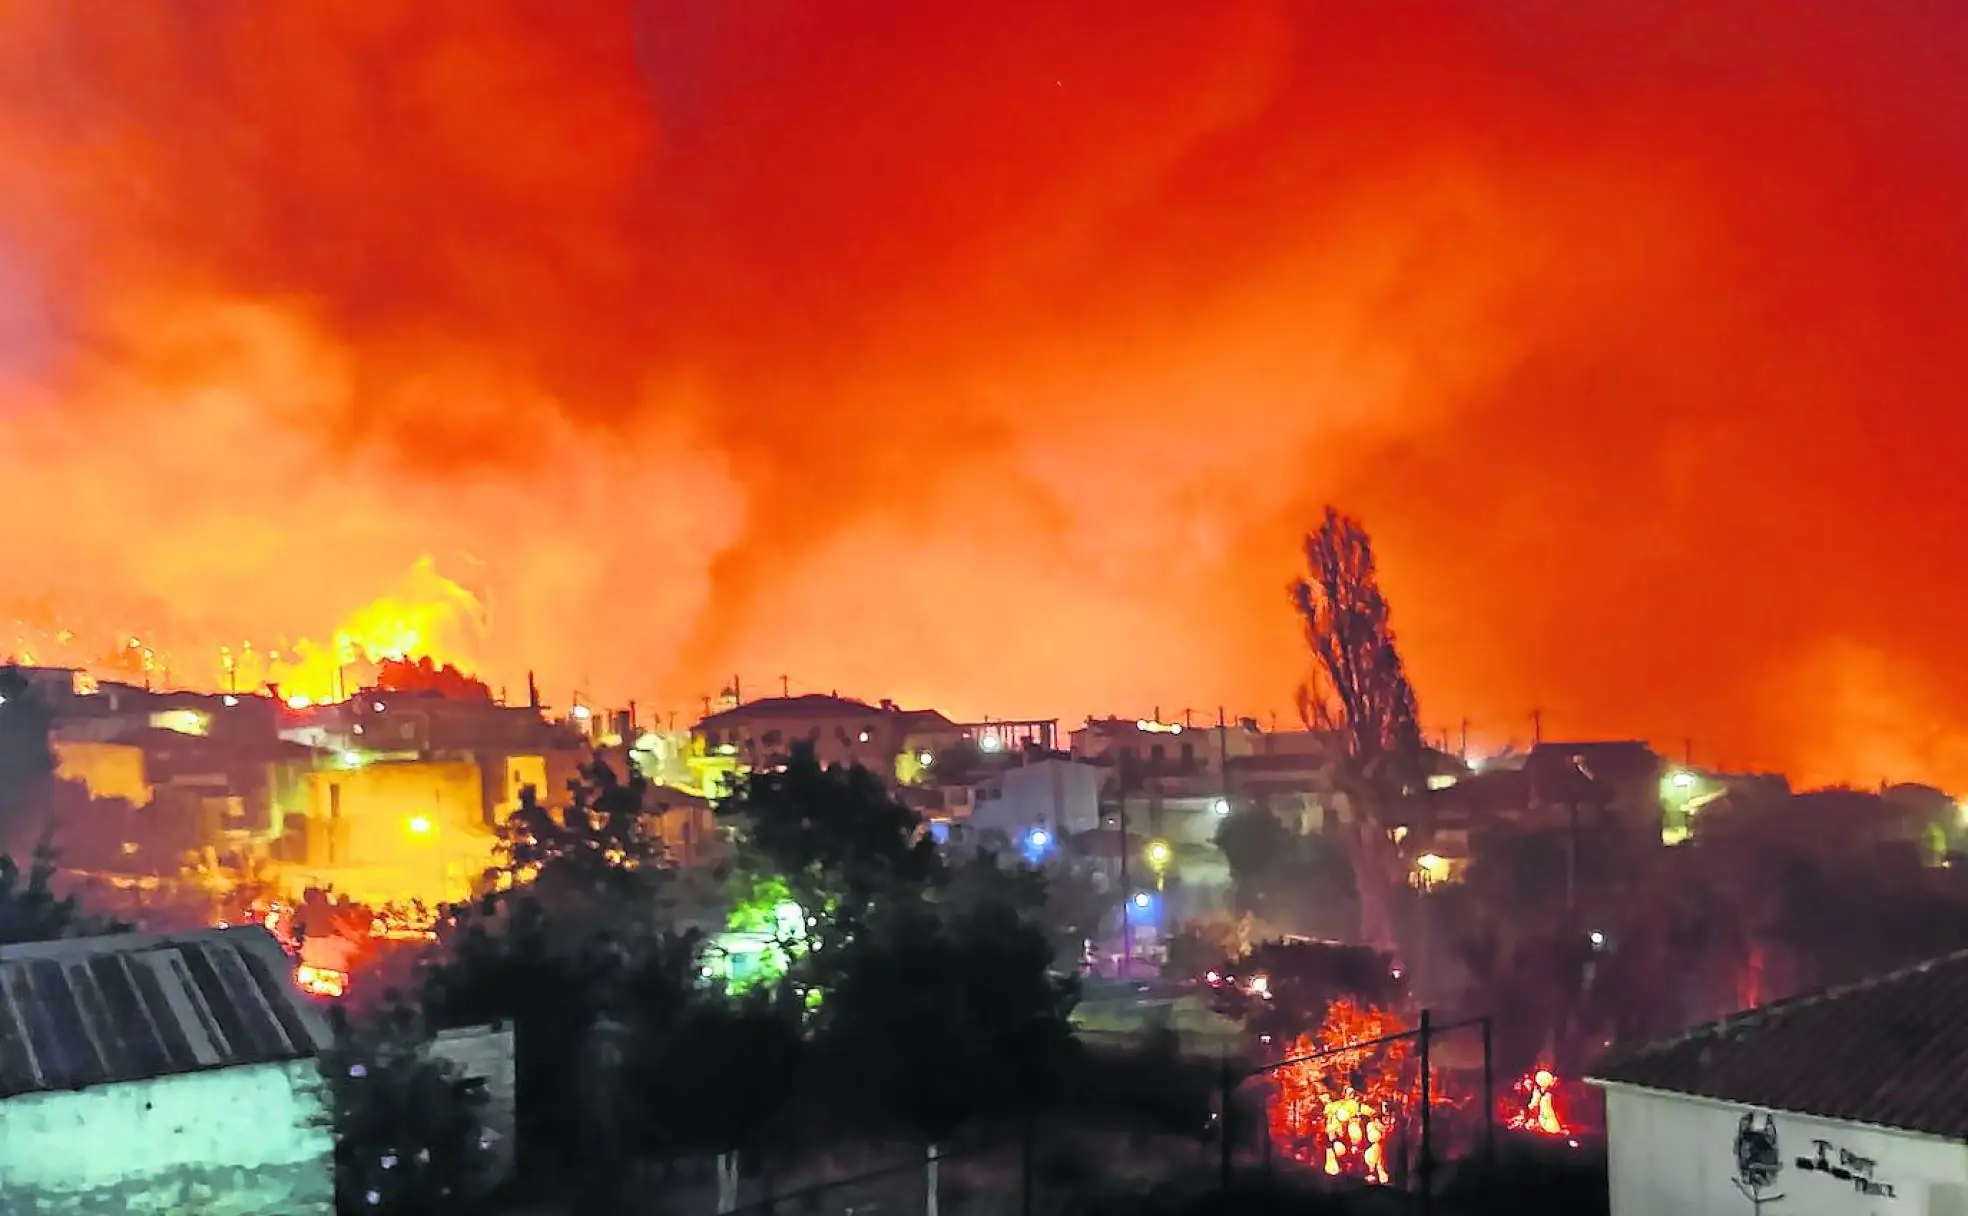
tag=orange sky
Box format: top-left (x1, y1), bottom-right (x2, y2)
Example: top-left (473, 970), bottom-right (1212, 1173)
top-left (0, 2), bottom-right (1963, 789)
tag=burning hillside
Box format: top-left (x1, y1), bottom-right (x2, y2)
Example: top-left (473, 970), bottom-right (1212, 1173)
top-left (3, 557), bottom-right (488, 703)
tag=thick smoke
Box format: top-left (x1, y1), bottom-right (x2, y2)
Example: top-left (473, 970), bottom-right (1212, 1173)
top-left (0, 1), bottom-right (1962, 786)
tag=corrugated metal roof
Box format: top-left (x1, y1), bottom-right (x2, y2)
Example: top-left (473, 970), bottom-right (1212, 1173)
top-left (1588, 948), bottom-right (1968, 1139)
top-left (0, 925), bottom-right (329, 1098)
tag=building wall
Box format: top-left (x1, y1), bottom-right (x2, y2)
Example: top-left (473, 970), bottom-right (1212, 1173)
top-left (300, 759), bottom-right (498, 905)
top-left (1601, 1083), bottom-right (1968, 1216)
top-left (0, 1057), bottom-right (332, 1214)
top-left (51, 740), bottom-right (151, 805)
top-left (986, 759), bottom-right (1103, 838)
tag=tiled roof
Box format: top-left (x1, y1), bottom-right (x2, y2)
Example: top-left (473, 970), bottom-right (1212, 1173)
top-left (1588, 949), bottom-right (1968, 1139)
top-left (0, 925), bottom-right (329, 1098)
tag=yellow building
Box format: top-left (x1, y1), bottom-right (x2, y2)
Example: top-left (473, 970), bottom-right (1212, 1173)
top-left (289, 757), bottom-right (499, 907)
top-left (51, 740), bottom-right (152, 806)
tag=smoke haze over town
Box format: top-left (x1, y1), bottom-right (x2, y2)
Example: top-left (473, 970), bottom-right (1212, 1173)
top-left (0, 1), bottom-right (1963, 787)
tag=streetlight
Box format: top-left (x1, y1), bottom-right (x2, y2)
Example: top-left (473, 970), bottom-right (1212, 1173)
top-left (1145, 839), bottom-right (1171, 873)
top-left (406, 815), bottom-right (433, 837)
top-left (1211, 797), bottom-right (1230, 816)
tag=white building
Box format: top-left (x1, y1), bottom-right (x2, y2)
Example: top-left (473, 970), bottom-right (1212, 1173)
top-left (0, 925), bottom-right (335, 1214)
top-left (1588, 950), bottom-right (1968, 1216)
top-left (967, 757), bottom-right (1105, 843)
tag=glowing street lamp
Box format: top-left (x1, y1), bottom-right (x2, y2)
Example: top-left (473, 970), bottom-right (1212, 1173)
top-left (406, 814), bottom-right (433, 837)
top-left (1145, 839), bottom-right (1171, 870)
top-left (1025, 826), bottom-right (1052, 853)
top-left (1131, 891), bottom-right (1152, 910)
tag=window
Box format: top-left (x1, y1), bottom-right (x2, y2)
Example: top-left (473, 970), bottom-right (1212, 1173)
top-left (1180, 742), bottom-right (1195, 766)
top-left (1150, 743), bottom-right (1165, 763)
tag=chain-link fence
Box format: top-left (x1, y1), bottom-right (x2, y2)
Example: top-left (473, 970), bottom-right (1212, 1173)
top-left (1214, 1011), bottom-right (1498, 1209)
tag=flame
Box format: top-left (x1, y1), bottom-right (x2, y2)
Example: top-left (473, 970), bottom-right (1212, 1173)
top-left (295, 963), bottom-right (348, 998)
top-left (1503, 1066), bottom-right (1570, 1137)
top-left (1268, 998), bottom-right (1430, 1185)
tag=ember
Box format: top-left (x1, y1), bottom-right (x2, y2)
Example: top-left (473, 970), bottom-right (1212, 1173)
top-left (1503, 1066), bottom-right (1570, 1138)
top-left (1267, 998), bottom-right (1429, 1185)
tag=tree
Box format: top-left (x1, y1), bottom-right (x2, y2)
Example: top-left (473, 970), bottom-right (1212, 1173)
top-left (0, 667), bottom-right (60, 853)
top-left (810, 894), bottom-right (1078, 1209)
top-left (625, 989), bottom-right (805, 1212)
top-left (719, 744), bottom-right (943, 989)
top-left (0, 839), bottom-right (127, 944)
top-left (318, 1003), bottom-right (493, 1215)
top-left (1290, 506), bottom-right (1425, 956)
top-left (424, 760), bottom-right (697, 1195)
top-left (1214, 807), bottom-right (1358, 938)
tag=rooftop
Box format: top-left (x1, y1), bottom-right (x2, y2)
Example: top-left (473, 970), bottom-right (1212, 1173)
top-left (0, 925), bottom-right (329, 1099)
top-left (1588, 949), bottom-right (1968, 1139)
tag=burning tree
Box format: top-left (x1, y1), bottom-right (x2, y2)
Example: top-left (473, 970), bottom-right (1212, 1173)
top-left (1290, 507), bottom-right (1425, 958)
top-left (1268, 998), bottom-right (1435, 1185)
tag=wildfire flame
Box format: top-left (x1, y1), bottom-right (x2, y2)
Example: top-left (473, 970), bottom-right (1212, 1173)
top-left (1268, 999), bottom-right (1428, 1186)
top-left (7, 558), bottom-right (487, 703)
top-left (1503, 1067), bottom-right (1570, 1138)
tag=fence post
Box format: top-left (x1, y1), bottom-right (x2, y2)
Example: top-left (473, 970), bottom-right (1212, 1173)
top-left (1217, 1056), bottom-right (1236, 1190)
top-left (1417, 1009), bottom-right (1433, 1215)
top-left (1481, 1015), bottom-right (1496, 1186)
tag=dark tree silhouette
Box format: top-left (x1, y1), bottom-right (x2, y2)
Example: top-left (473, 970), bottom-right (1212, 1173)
top-left (719, 743), bottom-right (943, 985)
top-left (0, 840), bottom-right (127, 944)
top-left (1290, 506), bottom-right (1425, 955)
top-left (0, 666), bottom-right (59, 850)
top-left (425, 759), bottom-right (695, 1196)
top-left (811, 894), bottom-right (1078, 1156)
top-left (318, 1003), bottom-right (493, 1215)
top-left (1214, 806), bottom-right (1358, 937)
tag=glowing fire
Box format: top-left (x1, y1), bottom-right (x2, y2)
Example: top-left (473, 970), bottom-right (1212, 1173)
top-left (1268, 999), bottom-right (1428, 1185)
top-left (295, 964), bottom-right (348, 998)
top-left (1503, 1067), bottom-right (1571, 1138)
top-left (7, 558), bottom-right (486, 703)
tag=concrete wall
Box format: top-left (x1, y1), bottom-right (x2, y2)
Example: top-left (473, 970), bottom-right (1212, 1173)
top-left (429, 1024), bottom-right (516, 1189)
top-left (0, 1057), bottom-right (332, 1215)
top-left (1602, 1083), bottom-right (1968, 1216)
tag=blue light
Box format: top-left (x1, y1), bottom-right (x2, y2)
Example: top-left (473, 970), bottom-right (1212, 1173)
top-left (1025, 827), bottom-right (1051, 851)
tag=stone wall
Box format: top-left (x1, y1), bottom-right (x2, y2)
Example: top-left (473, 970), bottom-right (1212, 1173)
top-left (0, 1058), bottom-right (333, 1215)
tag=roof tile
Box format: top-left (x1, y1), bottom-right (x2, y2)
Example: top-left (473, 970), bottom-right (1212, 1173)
top-left (1588, 949), bottom-right (1968, 1139)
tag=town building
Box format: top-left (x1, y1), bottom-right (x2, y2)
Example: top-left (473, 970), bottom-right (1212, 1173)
top-left (0, 925), bottom-right (334, 1214)
top-left (689, 693), bottom-right (966, 785)
top-left (1588, 950), bottom-right (1968, 1215)
top-left (964, 756), bottom-right (1105, 844)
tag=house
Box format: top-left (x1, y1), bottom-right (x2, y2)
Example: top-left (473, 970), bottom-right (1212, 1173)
top-left (690, 693), bottom-right (964, 778)
top-left (0, 925), bottom-right (334, 1214)
top-left (1588, 950), bottom-right (1968, 1215)
top-left (966, 757), bottom-right (1105, 844)
top-left (290, 756), bottom-right (500, 906)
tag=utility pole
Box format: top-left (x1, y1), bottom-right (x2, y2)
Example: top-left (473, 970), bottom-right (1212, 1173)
top-left (1530, 707), bottom-right (1543, 746)
top-left (1181, 707), bottom-right (1195, 729)
top-left (1459, 719), bottom-right (1470, 761)
top-left (779, 674), bottom-right (791, 698)
top-left (1117, 787), bottom-right (1133, 980)
top-left (1216, 707), bottom-right (1230, 802)
top-left (732, 674), bottom-right (742, 704)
